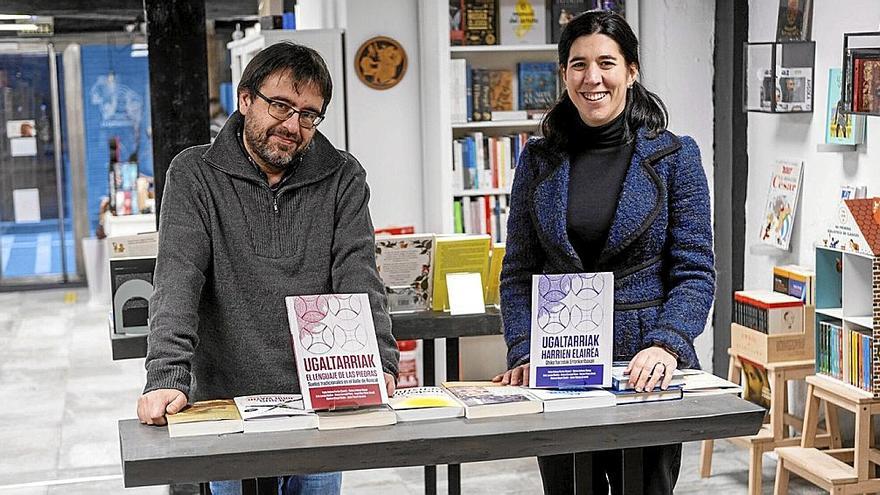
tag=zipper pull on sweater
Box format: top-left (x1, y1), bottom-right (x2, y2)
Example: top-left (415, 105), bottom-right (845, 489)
top-left (273, 194), bottom-right (279, 214)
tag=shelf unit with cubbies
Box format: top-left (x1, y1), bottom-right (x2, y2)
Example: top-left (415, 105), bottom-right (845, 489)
top-left (814, 245), bottom-right (878, 395)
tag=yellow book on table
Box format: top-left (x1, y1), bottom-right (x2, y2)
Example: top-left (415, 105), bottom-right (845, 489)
top-left (431, 234), bottom-right (492, 311)
top-left (484, 243), bottom-right (505, 305)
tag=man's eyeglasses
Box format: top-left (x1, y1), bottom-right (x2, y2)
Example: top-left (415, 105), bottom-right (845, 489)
top-left (253, 89), bottom-right (324, 129)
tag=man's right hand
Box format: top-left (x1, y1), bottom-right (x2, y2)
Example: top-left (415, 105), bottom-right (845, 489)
top-left (137, 389), bottom-right (188, 426)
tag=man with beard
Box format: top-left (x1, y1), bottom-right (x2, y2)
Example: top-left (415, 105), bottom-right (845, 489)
top-left (136, 42), bottom-right (399, 494)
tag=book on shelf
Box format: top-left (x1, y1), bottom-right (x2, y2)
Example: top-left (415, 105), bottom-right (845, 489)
top-left (528, 387), bottom-right (615, 412)
top-left (374, 225), bottom-right (416, 236)
top-left (529, 273), bottom-right (614, 388)
top-left (518, 61), bottom-right (558, 111)
top-left (775, 0), bottom-right (812, 42)
top-left (759, 158), bottom-right (803, 250)
top-left (450, 0), bottom-right (466, 46)
top-left (316, 404), bottom-right (397, 430)
top-left (233, 394), bottom-right (318, 433)
top-left (610, 385), bottom-right (683, 405)
top-left (733, 290), bottom-right (804, 334)
top-left (679, 369), bottom-right (742, 396)
top-left (475, 68), bottom-right (492, 121)
top-left (431, 234), bottom-right (492, 311)
top-left (775, 67), bottom-right (812, 112)
top-left (450, 59), bottom-right (469, 124)
top-left (463, 0), bottom-right (498, 45)
top-left (740, 357), bottom-right (771, 409)
top-left (772, 264), bottom-right (815, 305)
top-left (166, 399), bottom-right (244, 438)
top-left (375, 234), bottom-right (435, 313)
top-left (484, 242), bottom-right (505, 305)
top-left (442, 381), bottom-right (543, 418)
top-left (826, 68), bottom-right (865, 145)
top-left (853, 56), bottom-right (880, 114)
top-left (389, 386), bottom-right (465, 421)
top-left (498, 0), bottom-right (547, 45)
top-left (491, 110), bottom-right (529, 121)
top-left (285, 293), bottom-right (390, 411)
top-left (610, 364), bottom-right (685, 392)
top-left (549, 0), bottom-right (591, 43)
top-left (817, 320), bottom-right (874, 392)
top-left (489, 69), bottom-right (514, 112)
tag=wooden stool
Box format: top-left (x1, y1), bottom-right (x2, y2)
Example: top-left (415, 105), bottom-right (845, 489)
top-left (775, 374), bottom-right (880, 494)
top-left (700, 350), bottom-right (840, 495)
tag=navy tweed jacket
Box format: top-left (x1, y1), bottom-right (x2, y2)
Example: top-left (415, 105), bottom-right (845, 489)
top-left (500, 128), bottom-right (715, 370)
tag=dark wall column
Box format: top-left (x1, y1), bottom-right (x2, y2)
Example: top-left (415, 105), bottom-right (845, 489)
top-left (713, 0), bottom-right (748, 373)
top-left (144, 0), bottom-right (210, 224)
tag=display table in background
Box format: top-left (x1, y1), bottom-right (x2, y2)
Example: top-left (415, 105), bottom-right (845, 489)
top-left (120, 394), bottom-right (764, 495)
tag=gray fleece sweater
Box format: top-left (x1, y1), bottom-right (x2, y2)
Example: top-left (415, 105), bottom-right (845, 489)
top-left (144, 112), bottom-right (399, 401)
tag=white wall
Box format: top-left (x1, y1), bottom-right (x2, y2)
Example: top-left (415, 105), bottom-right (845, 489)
top-left (745, 0), bottom-right (880, 289)
top-left (640, 0), bottom-right (716, 371)
top-left (339, 0), bottom-right (425, 231)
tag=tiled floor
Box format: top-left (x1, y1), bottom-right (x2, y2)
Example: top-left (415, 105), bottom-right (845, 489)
top-left (0, 288), bottom-right (826, 494)
top-left (0, 229), bottom-right (76, 279)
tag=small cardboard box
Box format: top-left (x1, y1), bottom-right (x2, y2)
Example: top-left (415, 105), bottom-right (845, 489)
top-left (731, 306), bottom-right (815, 364)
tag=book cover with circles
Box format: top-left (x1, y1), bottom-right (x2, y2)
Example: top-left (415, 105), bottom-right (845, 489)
top-left (286, 293), bottom-right (389, 411)
top-left (529, 273), bottom-right (614, 388)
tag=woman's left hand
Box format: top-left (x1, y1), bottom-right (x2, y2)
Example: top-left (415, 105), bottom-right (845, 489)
top-left (626, 346), bottom-right (678, 392)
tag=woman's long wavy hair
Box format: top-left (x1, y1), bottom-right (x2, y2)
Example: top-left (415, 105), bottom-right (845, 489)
top-left (541, 10), bottom-right (668, 152)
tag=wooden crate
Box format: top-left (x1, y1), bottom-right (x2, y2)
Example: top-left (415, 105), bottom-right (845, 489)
top-left (731, 306), bottom-right (815, 364)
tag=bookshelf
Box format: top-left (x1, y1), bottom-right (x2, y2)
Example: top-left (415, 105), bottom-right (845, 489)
top-left (418, 1), bottom-right (555, 239)
top-left (814, 245), bottom-right (878, 396)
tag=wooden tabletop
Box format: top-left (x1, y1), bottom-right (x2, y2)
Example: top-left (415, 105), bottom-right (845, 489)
top-left (119, 394), bottom-right (764, 487)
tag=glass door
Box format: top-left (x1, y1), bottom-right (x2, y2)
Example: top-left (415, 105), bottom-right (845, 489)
top-left (0, 42), bottom-right (75, 286)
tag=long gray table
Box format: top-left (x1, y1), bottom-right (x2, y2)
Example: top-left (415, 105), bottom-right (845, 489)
top-left (119, 394), bottom-right (764, 494)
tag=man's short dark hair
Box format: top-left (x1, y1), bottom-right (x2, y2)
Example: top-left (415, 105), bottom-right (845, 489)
top-left (237, 41), bottom-right (333, 114)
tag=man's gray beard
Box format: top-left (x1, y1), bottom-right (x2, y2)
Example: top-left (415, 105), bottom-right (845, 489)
top-left (244, 122), bottom-right (300, 172)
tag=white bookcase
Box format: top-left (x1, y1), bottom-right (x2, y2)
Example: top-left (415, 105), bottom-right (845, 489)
top-left (418, 1), bottom-right (554, 235)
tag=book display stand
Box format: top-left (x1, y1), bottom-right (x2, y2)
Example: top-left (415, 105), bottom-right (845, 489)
top-left (700, 348), bottom-right (840, 495)
top-left (775, 374), bottom-right (880, 494)
top-left (841, 32), bottom-right (880, 117)
top-left (743, 40), bottom-right (816, 114)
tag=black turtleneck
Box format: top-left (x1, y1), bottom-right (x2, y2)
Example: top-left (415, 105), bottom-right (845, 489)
top-left (566, 111), bottom-right (635, 271)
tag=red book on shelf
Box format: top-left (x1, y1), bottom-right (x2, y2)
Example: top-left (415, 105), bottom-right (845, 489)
top-left (375, 226), bottom-right (415, 236)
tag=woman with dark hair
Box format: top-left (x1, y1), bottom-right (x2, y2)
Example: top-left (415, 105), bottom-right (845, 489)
top-left (493, 10), bottom-right (715, 494)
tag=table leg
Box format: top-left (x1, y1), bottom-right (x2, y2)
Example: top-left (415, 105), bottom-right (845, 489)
top-left (422, 338), bottom-right (437, 495)
top-left (769, 369), bottom-right (785, 440)
top-left (622, 448), bottom-right (643, 495)
top-left (855, 405), bottom-right (871, 480)
top-left (824, 400), bottom-right (842, 449)
top-left (424, 466), bottom-right (437, 495)
top-left (748, 445), bottom-right (762, 495)
top-left (774, 456), bottom-right (790, 495)
top-left (801, 383), bottom-right (820, 448)
top-left (446, 337), bottom-right (461, 495)
top-left (573, 452), bottom-right (594, 495)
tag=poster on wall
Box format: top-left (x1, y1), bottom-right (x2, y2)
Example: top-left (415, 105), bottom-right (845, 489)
top-left (759, 159), bottom-right (804, 251)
